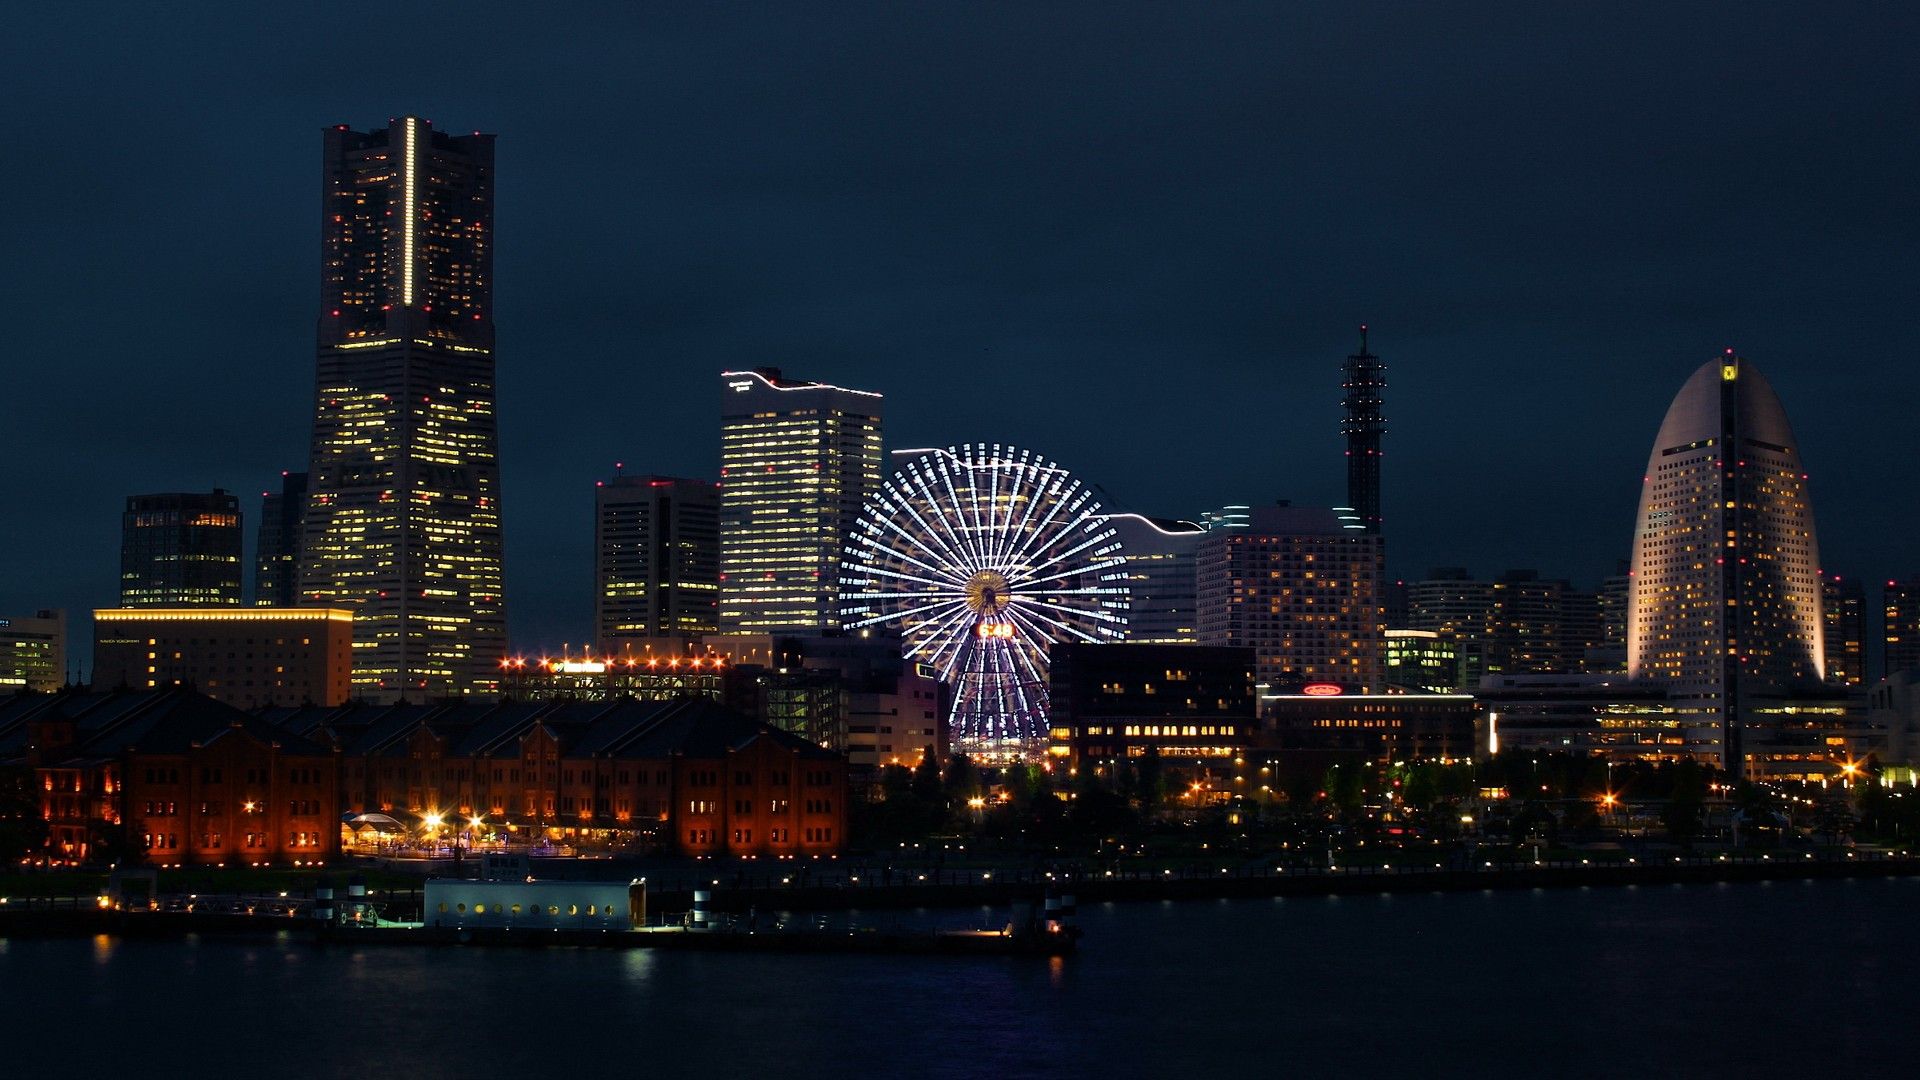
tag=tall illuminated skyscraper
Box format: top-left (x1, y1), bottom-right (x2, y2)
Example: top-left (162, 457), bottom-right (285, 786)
top-left (719, 368), bottom-right (882, 633)
top-left (1627, 352), bottom-right (1823, 774)
top-left (299, 117), bottom-right (505, 702)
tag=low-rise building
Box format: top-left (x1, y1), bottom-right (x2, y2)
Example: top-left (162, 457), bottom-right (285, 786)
top-left (92, 607), bottom-right (353, 708)
top-left (1474, 674), bottom-right (1684, 760)
top-left (266, 695), bottom-right (849, 858)
top-left (0, 686), bottom-right (339, 866)
top-left (1261, 684), bottom-right (1476, 762)
top-left (1047, 643), bottom-right (1255, 767)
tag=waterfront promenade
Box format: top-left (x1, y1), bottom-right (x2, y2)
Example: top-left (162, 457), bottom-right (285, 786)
top-left (2, 850), bottom-right (1914, 937)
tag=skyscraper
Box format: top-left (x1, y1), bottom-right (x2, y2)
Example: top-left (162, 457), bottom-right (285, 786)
top-left (1820, 573), bottom-right (1865, 686)
top-left (254, 470), bottom-right (308, 607)
top-left (1196, 504), bottom-right (1385, 691)
top-left (299, 117), bottom-right (505, 702)
top-left (1341, 326), bottom-right (1385, 534)
top-left (595, 473), bottom-right (721, 649)
top-left (1884, 577), bottom-right (1920, 678)
top-left (1627, 352), bottom-right (1823, 774)
top-left (120, 490), bottom-right (243, 606)
top-left (719, 368), bottom-right (883, 634)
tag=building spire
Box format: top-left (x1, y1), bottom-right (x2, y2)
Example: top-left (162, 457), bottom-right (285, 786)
top-left (1340, 325), bottom-right (1385, 535)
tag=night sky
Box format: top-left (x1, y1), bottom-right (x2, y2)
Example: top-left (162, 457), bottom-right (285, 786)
top-left (5, 3), bottom-right (1918, 654)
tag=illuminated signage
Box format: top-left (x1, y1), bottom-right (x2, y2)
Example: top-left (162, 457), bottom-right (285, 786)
top-left (549, 661), bottom-right (607, 674)
top-left (975, 623), bottom-right (1016, 640)
top-left (1301, 683), bottom-right (1344, 697)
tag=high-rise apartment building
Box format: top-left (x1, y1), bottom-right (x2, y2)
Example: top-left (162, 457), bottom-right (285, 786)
top-left (1887, 578), bottom-right (1920, 678)
top-left (120, 491), bottom-right (244, 607)
top-left (1196, 504), bottom-right (1385, 691)
top-left (1490, 569), bottom-right (1595, 675)
top-left (718, 368), bottom-right (882, 633)
top-left (254, 471), bottom-right (308, 607)
top-left (0, 609), bottom-right (66, 692)
top-left (1820, 573), bottom-right (1865, 686)
top-left (1627, 353), bottom-right (1823, 775)
top-left (595, 474), bottom-right (721, 649)
top-left (1107, 513), bottom-right (1205, 644)
top-left (299, 118), bottom-right (505, 702)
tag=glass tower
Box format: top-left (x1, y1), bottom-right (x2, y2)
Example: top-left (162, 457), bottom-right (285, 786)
top-left (254, 470), bottom-right (308, 607)
top-left (120, 490), bottom-right (244, 606)
top-left (1627, 353), bottom-right (1823, 775)
top-left (719, 368), bottom-right (883, 633)
top-left (595, 474), bottom-right (721, 649)
top-left (299, 117), bottom-right (505, 702)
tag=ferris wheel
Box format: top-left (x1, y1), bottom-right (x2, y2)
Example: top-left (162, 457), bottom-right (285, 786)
top-left (839, 444), bottom-right (1130, 757)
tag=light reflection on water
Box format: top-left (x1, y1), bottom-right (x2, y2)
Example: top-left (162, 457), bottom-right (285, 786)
top-left (5, 878), bottom-right (1917, 1079)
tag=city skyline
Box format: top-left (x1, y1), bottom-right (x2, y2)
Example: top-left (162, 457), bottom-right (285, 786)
top-left (4, 6), bottom-right (1919, 654)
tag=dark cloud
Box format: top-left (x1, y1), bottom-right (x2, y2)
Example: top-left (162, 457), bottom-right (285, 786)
top-left (3, 2), bottom-right (1917, 651)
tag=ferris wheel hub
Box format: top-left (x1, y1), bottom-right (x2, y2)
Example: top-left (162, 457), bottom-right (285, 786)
top-left (965, 569), bottom-right (1012, 616)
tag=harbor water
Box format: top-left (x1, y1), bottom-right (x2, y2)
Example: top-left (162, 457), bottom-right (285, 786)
top-left (4, 878), bottom-right (1913, 1078)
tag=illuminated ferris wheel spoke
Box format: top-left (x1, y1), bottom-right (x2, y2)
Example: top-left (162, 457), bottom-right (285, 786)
top-left (865, 499), bottom-right (968, 584)
top-left (934, 463), bottom-right (988, 569)
top-left (847, 596), bottom-right (968, 630)
top-left (880, 476), bottom-right (972, 575)
top-left (999, 455), bottom-right (1058, 568)
top-left (1001, 479), bottom-right (1083, 575)
top-left (901, 462), bottom-right (973, 573)
top-left (1019, 533), bottom-right (1123, 585)
top-left (1005, 600), bottom-right (1108, 643)
top-left (848, 551), bottom-right (968, 592)
top-left (983, 447), bottom-right (1010, 566)
top-left (913, 603), bottom-right (979, 675)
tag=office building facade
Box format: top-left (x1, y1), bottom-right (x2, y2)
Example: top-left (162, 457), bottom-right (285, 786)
top-left (1405, 569), bottom-right (1496, 689)
top-left (1627, 353), bottom-right (1824, 774)
top-left (1107, 513), bottom-right (1206, 644)
top-left (120, 490), bottom-right (244, 607)
top-left (0, 609), bottom-right (66, 693)
top-left (1383, 629), bottom-right (1458, 692)
top-left (254, 471), bottom-right (309, 607)
top-left (718, 368), bottom-right (882, 633)
top-left (299, 117), bottom-right (506, 702)
top-left (595, 474), bottom-right (721, 649)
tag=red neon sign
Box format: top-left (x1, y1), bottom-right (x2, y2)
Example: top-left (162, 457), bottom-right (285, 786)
top-left (1301, 683), bottom-right (1344, 697)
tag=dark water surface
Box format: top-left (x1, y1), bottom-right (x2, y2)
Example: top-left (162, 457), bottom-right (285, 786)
top-left (4, 879), bottom-right (1912, 1078)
